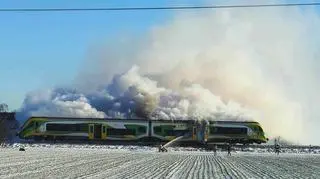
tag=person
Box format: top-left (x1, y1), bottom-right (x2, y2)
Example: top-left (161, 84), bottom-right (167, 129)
top-left (309, 145), bottom-right (313, 153)
top-left (275, 144), bottom-right (280, 155)
top-left (213, 144), bottom-right (217, 156)
top-left (163, 146), bottom-right (168, 152)
top-left (158, 144), bottom-right (168, 152)
top-left (158, 144), bottom-right (162, 152)
top-left (227, 144), bottom-right (232, 156)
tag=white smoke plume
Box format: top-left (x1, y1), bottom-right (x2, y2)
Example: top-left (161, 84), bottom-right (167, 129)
top-left (20, 66), bottom-right (253, 121)
top-left (20, 89), bottom-right (106, 118)
top-left (19, 1), bottom-right (320, 145)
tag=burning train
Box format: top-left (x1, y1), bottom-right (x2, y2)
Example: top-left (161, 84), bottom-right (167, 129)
top-left (18, 116), bottom-right (268, 145)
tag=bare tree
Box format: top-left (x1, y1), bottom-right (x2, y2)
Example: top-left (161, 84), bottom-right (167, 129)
top-left (0, 103), bottom-right (9, 112)
top-left (0, 103), bottom-right (16, 144)
top-left (0, 119), bottom-right (9, 143)
top-left (0, 116), bottom-right (19, 144)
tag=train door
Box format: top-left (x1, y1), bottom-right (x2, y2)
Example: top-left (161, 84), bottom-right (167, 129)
top-left (94, 124), bottom-right (102, 139)
top-left (195, 120), bottom-right (209, 144)
top-left (88, 124), bottom-right (94, 140)
top-left (34, 121), bottom-right (40, 133)
top-left (192, 126), bottom-right (196, 140)
top-left (196, 123), bottom-right (203, 143)
top-left (204, 124), bottom-right (209, 142)
top-left (101, 125), bottom-right (107, 140)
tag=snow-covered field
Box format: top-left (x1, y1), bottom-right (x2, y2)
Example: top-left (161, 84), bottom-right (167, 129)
top-left (0, 145), bottom-right (319, 179)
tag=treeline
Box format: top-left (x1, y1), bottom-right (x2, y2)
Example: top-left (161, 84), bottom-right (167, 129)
top-left (0, 103), bottom-right (19, 143)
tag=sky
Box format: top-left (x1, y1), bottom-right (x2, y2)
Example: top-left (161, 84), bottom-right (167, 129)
top-left (0, 0), bottom-right (193, 110)
top-left (0, 0), bottom-right (319, 111)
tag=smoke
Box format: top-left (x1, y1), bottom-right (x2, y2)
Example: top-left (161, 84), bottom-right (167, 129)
top-left (19, 1), bottom-right (320, 144)
top-left (19, 88), bottom-right (106, 118)
top-left (20, 65), bottom-right (253, 121)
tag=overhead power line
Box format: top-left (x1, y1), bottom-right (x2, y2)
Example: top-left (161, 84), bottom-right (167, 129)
top-left (0, 2), bottom-right (320, 12)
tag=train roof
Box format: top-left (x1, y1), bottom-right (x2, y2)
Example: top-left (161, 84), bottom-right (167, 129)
top-left (25, 116), bottom-right (196, 122)
top-left (25, 116), bottom-right (259, 123)
top-left (210, 120), bottom-right (260, 124)
top-left (20, 116), bottom-right (195, 129)
top-left (20, 116), bottom-right (261, 129)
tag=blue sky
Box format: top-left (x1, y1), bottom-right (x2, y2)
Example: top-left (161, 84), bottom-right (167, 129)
top-left (0, 0), bottom-right (201, 110)
top-left (0, 0), bottom-right (318, 110)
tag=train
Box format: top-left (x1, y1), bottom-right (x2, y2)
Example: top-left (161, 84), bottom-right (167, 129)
top-left (18, 116), bottom-right (269, 145)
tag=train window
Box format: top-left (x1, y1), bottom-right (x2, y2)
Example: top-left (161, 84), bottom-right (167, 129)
top-left (107, 128), bottom-right (136, 136)
top-left (46, 124), bottom-right (61, 131)
top-left (89, 125), bottom-right (94, 133)
top-left (138, 127), bottom-right (146, 133)
top-left (102, 126), bottom-right (106, 133)
top-left (79, 124), bottom-right (88, 132)
top-left (46, 124), bottom-right (88, 132)
top-left (165, 130), bottom-right (189, 136)
top-left (210, 127), bottom-right (217, 133)
top-left (210, 127), bottom-right (247, 135)
top-left (154, 126), bottom-right (162, 134)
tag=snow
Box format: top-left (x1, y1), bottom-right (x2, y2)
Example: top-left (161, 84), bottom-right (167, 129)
top-left (0, 144), bottom-right (319, 178)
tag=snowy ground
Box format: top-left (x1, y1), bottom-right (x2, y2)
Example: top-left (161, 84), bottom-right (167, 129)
top-left (0, 145), bottom-right (320, 179)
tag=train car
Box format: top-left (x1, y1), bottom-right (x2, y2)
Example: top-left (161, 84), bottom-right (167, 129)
top-left (207, 120), bottom-right (268, 144)
top-left (19, 116), bottom-right (268, 145)
top-left (18, 117), bottom-right (149, 141)
top-left (150, 119), bottom-right (195, 142)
